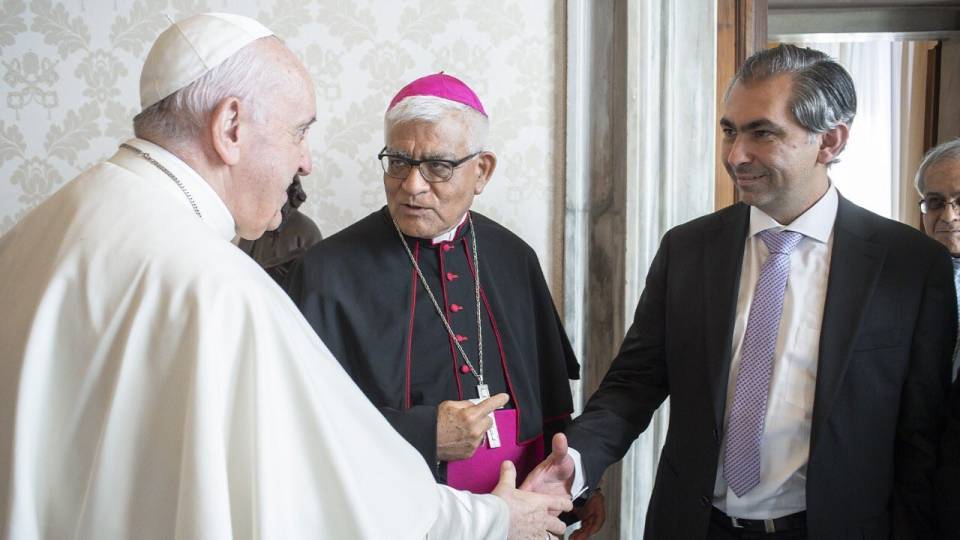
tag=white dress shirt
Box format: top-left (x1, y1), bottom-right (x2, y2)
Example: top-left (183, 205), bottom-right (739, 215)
top-left (713, 185), bottom-right (838, 519)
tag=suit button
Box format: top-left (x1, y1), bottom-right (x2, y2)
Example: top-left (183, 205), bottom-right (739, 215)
top-left (700, 495), bottom-right (711, 507)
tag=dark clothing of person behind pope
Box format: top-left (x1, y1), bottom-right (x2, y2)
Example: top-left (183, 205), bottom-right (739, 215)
top-left (285, 207), bottom-right (579, 483)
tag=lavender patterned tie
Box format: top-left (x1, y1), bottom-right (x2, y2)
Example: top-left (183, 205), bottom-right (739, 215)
top-left (723, 229), bottom-right (803, 497)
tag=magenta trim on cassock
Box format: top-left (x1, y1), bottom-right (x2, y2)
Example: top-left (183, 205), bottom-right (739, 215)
top-left (445, 409), bottom-right (544, 494)
top-left (387, 72), bottom-right (487, 117)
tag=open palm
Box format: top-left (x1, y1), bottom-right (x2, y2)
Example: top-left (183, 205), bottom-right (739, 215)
top-left (520, 433), bottom-right (575, 503)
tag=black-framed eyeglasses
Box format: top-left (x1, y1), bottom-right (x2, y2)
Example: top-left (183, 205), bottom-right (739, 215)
top-left (919, 196), bottom-right (960, 214)
top-left (377, 147), bottom-right (481, 183)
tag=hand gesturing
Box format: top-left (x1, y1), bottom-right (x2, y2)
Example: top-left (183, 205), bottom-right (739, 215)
top-left (519, 433), bottom-right (575, 506)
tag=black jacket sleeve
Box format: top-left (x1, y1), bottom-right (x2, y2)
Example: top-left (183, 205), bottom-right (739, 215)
top-left (564, 230), bottom-right (673, 488)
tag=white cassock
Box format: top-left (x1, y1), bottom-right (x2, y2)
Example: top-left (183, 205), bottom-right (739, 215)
top-left (0, 138), bottom-right (508, 540)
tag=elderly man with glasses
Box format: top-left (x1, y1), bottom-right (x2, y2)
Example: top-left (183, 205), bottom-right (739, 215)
top-left (286, 72), bottom-right (603, 536)
top-left (917, 138), bottom-right (960, 381)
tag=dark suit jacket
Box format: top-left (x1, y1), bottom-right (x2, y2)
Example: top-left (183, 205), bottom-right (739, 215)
top-left (939, 375), bottom-right (960, 539)
top-left (566, 197), bottom-right (956, 539)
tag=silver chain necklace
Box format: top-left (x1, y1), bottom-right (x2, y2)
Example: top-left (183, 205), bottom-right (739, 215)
top-left (120, 143), bottom-right (202, 219)
top-left (392, 214), bottom-right (485, 390)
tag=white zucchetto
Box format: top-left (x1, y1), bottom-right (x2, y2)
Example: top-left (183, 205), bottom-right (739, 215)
top-left (139, 12), bottom-right (273, 110)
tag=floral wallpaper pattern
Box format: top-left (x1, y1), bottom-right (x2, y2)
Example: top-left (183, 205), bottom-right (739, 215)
top-left (0, 0), bottom-right (564, 282)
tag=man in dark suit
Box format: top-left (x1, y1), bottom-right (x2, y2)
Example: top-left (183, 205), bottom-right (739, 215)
top-left (559, 44), bottom-right (956, 539)
top-left (942, 375), bottom-right (960, 539)
top-left (911, 139), bottom-right (960, 538)
top-left (914, 138), bottom-right (960, 381)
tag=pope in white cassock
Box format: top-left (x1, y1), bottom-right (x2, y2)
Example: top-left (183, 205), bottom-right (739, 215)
top-left (0, 12), bottom-right (573, 540)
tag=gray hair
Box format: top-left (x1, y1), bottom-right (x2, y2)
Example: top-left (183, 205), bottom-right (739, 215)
top-left (384, 95), bottom-right (489, 153)
top-left (729, 44), bottom-right (857, 162)
top-left (915, 138), bottom-right (960, 194)
top-left (133, 36), bottom-right (280, 144)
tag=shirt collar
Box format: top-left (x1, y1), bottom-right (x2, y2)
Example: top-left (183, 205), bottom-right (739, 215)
top-left (111, 138), bottom-right (236, 242)
top-left (748, 184), bottom-right (838, 244)
top-left (431, 211), bottom-right (469, 244)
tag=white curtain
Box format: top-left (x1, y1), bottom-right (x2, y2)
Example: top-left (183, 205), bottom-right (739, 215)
top-left (563, 2), bottom-right (717, 538)
top-left (619, 2), bottom-right (717, 538)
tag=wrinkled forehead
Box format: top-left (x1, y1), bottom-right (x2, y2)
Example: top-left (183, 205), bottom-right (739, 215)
top-left (271, 41), bottom-right (312, 90)
top-left (264, 52), bottom-right (315, 113)
top-left (385, 114), bottom-right (471, 154)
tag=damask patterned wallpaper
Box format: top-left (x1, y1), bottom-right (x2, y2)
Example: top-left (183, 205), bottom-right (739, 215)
top-left (0, 0), bottom-right (565, 285)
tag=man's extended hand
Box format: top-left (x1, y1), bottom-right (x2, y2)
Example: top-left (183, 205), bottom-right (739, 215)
top-left (570, 489), bottom-right (606, 539)
top-left (520, 433), bottom-right (575, 504)
top-left (437, 393), bottom-right (509, 461)
top-left (493, 460), bottom-right (572, 540)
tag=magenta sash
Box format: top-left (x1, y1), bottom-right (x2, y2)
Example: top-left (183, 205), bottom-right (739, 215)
top-left (445, 408), bottom-right (545, 494)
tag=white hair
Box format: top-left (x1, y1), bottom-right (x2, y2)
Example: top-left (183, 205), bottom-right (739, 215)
top-left (384, 95), bottom-right (489, 153)
top-left (133, 36), bottom-right (281, 144)
top-left (915, 138), bottom-right (960, 194)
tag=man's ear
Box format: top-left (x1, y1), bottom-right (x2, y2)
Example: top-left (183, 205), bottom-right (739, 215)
top-left (817, 123), bottom-right (849, 166)
top-left (474, 151), bottom-right (497, 195)
top-left (210, 97), bottom-right (242, 166)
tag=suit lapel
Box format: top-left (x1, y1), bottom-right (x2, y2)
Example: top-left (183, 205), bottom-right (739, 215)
top-left (703, 204), bottom-right (750, 429)
top-left (811, 196), bottom-right (886, 452)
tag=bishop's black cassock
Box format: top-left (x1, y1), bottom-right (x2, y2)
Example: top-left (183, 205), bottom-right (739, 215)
top-left (286, 207), bottom-right (580, 485)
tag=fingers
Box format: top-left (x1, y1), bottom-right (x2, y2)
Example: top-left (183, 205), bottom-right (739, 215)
top-left (495, 468), bottom-right (574, 540)
top-left (573, 515), bottom-right (600, 539)
top-left (584, 515), bottom-right (601, 534)
top-left (439, 399), bottom-right (474, 411)
top-left (550, 432), bottom-right (568, 457)
top-left (544, 494), bottom-right (573, 515)
top-left (496, 460), bottom-right (517, 490)
top-left (570, 492), bottom-right (605, 539)
top-left (545, 515), bottom-right (568, 536)
top-left (478, 414), bottom-right (493, 433)
top-left (570, 525), bottom-right (595, 540)
top-left (471, 393), bottom-right (509, 416)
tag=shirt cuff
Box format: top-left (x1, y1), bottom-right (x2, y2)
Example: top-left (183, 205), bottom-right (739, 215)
top-left (568, 446), bottom-right (588, 500)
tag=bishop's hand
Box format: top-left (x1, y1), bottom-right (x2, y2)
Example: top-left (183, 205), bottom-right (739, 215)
top-left (493, 460), bottom-right (572, 540)
top-left (436, 393), bottom-right (509, 461)
top-left (519, 433), bottom-right (575, 509)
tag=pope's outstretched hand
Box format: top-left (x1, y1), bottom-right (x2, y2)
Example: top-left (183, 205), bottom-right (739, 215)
top-left (493, 460), bottom-right (572, 539)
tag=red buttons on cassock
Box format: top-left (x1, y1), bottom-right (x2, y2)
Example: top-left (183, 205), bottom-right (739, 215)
top-left (447, 272), bottom-right (458, 281)
top-left (442, 244), bottom-right (453, 252)
top-left (460, 365), bottom-right (471, 374)
top-left (455, 335), bottom-right (468, 342)
top-left (450, 304), bottom-right (463, 312)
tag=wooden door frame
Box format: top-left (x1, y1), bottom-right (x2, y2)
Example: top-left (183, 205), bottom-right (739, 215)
top-left (716, 0), bottom-right (768, 210)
